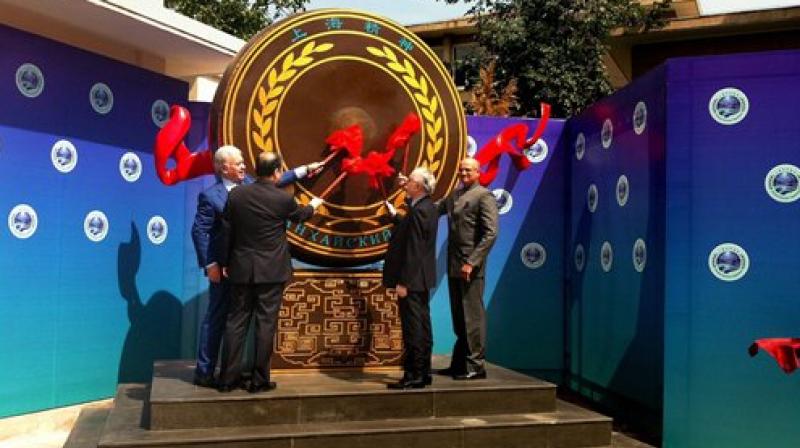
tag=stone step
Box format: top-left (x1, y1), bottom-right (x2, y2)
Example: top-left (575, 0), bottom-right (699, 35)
top-left (100, 384), bottom-right (611, 448)
top-left (63, 407), bottom-right (111, 448)
top-left (149, 360), bottom-right (557, 430)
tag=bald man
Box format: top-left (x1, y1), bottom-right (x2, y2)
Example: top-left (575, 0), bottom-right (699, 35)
top-left (437, 158), bottom-right (498, 380)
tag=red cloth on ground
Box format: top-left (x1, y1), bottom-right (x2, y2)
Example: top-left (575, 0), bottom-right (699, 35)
top-left (749, 338), bottom-right (800, 374)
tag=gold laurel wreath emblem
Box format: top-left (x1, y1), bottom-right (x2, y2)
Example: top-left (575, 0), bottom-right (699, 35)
top-left (365, 45), bottom-right (444, 176)
top-left (251, 41), bottom-right (334, 154)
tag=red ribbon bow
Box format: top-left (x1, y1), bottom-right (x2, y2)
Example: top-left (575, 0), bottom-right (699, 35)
top-left (474, 103), bottom-right (551, 186)
top-left (324, 124), bottom-right (364, 161)
top-left (319, 114), bottom-right (420, 199)
top-left (385, 113), bottom-right (421, 173)
top-left (153, 105), bottom-right (215, 185)
top-left (342, 151), bottom-right (397, 189)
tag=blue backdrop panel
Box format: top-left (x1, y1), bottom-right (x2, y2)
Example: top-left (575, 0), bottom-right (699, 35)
top-left (664, 51), bottom-right (800, 448)
top-left (566, 67), bottom-right (666, 417)
top-left (430, 116), bottom-right (566, 377)
top-left (0, 24), bottom-right (206, 417)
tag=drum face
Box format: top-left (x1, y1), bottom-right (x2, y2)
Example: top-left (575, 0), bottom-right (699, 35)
top-left (211, 9), bottom-right (466, 266)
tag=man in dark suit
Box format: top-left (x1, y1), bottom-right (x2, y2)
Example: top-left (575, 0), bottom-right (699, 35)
top-left (190, 145), bottom-right (320, 388)
top-left (383, 167), bottom-right (439, 389)
top-left (437, 158), bottom-right (498, 380)
top-left (217, 152), bottom-right (323, 393)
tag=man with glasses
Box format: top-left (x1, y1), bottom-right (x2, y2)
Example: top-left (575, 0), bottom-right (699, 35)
top-left (383, 167), bottom-right (439, 389)
top-left (190, 145), bottom-right (321, 388)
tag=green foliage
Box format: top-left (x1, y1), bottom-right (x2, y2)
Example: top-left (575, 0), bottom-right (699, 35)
top-left (165, 0), bottom-right (308, 40)
top-left (443, 0), bottom-right (672, 117)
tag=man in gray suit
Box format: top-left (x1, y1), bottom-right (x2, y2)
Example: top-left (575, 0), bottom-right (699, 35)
top-left (438, 158), bottom-right (499, 380)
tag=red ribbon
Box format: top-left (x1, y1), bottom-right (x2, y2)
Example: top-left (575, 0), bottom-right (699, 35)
top-left (153, 105), bottom-right (214, 185)
top-left (474, 103), bottom-right (551, 186)
top-left (386, 113), bottom-right (421, 152)
top-left (321, 114), bottom-right (420, 196)
top-left (749, 338), bottom-right (800, 374)
top-left (324, 124), bottom-right (363, 163)
top-left (342, 150), bottom-right (397, 190)
top-left (385, 113), bottom-right (421, 173)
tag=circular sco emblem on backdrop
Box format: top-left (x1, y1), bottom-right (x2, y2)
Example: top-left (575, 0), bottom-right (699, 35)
top-left (587, 184), bottom-right (598, 213)
top-left (601, 119), bottom-right (613, 149)
top-left (466, 135), bottom-right (478, 157)
top-left (574, 243), bottom-right (585, 272)
top-left (525, 139), bottom-right (548, 164)
top-left (90, 82), bottom-right (114, 115)
top-left (151, 99), bottom-right (170, 128)
top-left (51, 139), bottom-right (78, 174)
top-left (633, 101), bottom-right (647, 135)
top-left (8, 204), bottom-right (38, 239)
top-left (708, 243), bottom-right (750, 281)
top-left (16, 63), bottom-right (44, 98)
top-left (709, 88), bottom-right (749, 125)
top-left (616, 174), bottom-right (629, 207)
top-left (147, 216), bottom-right (168, 245)
top-left (600, 241), bottom-right (614, 272)
top-left (575, 132), bottom-right (585, 161)
top-left (765, 164), bottom-right (800, 203)
top-left (492, 189), bottom-right (513, 215)
top-left (84, 210), bottom-right (109, 242)
top-left (119, 152), bottom-right (142, 182)
top-left (633, 238), bottom-right (647, 273)
top-left (520, 242), bottom-right (546, 269)
top-left (212, 10), bottom-right (466, 267)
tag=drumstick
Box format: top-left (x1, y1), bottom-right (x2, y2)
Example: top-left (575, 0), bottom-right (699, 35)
top-left (321, 150), bottom-right (340, 166)
top-left (319, 171), bottom-right (348, 199)
top-left (378, 179), bottom-right (388, 201)
top-left (401, 143), bottom-right (410, 174)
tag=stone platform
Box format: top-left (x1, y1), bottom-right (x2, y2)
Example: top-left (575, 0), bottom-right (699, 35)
top-left (65, 358), bottom-right (613, 448)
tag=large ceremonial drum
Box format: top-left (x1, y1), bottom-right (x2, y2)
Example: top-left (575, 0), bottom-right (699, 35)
top-left (210, 9), bottom-right (466, 267)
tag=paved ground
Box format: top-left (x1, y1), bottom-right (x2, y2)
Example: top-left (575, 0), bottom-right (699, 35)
top-left (612, 432), bottom-right (657, 447)
top-left (0, 400), bottom-right (111, 448)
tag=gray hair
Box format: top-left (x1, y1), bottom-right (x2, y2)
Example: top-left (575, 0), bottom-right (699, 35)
top-left (410, 167), bottom-right (437, 194)
top-left (213, 145), bottom-right (242, 174)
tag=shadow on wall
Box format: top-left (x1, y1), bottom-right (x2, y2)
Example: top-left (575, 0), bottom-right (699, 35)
top-left (565, 94), bottom-right (666, 437)
top-left (117, 222), bottom-right (198, 383)
top-left (566, 210), bottom-right (589, 385)
top-left (605, 128), bottom-right (666, 436)
top-left (603, 204), bottom-right (664, 436)
top-left (485, 133), bottom-right (566, 377)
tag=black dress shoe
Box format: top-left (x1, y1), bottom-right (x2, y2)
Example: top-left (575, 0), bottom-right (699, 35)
top-left (387, 377), bottom-right (426, 390)
top-left (247, 381), bottom-right (277, 393)
top-left (436, 367), bottom-right (465, 377)
top-left (453, 371), bottom-right (487, 381)
top-left (402, 372), bottom-right (432, 385)
top-left (193, 374), bottom-right (216, 388)
top-left (217, 383), bottom-right (238, 393)
top-left (217, 380), bottom-right (246, 392)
